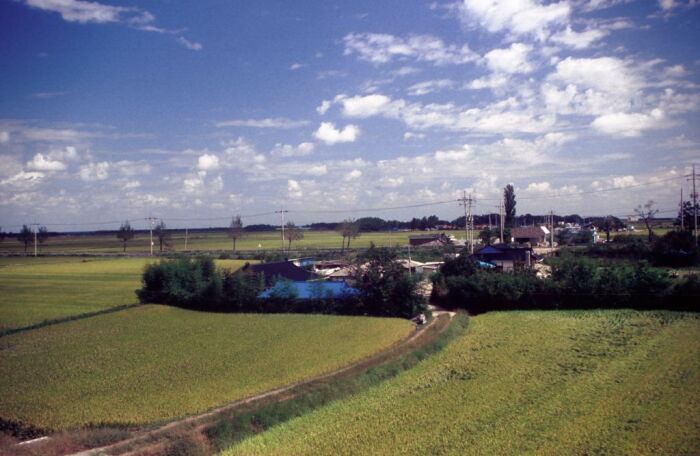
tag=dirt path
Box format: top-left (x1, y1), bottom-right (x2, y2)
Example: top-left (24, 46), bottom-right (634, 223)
top-left (66, 311), bottom-right (456, 456)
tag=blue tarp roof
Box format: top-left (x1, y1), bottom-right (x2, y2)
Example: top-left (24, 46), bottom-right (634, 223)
top-left (258, 281), bottom-right (359, 300)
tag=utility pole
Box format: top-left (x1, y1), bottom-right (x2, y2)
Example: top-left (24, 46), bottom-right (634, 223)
top-left (549, 210), bottom-right (554, 252)
top-left (146, 216), bottom-right (158, 256)
top-left (458, 191), bottom-right (476, 254)
top-left (680, 188), bottom-right (684, 232)
top-left (275, 209), bottom-right (289, 250)
top-left (686, 164), bottom-right (699, 245)
top-left (30, 223), bottom-right (38, 257)
top-left (498, 203), bottom-right (505, 244)
top-left (184, 227), bottom-right (189, 251)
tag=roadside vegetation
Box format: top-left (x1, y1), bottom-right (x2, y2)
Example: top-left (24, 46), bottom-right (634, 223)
top-left (225, 310), bottom-right (700, 455)
top-left (0, 305), bottom-right (412, 431)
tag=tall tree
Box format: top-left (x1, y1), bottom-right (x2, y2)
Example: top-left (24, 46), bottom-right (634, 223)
top-left (675, 200), bottom-right (697, 232)
top-left (479, 227), bottom-right (495, 245)
top-left (503, 184), bottom-right (517, 228)
top-left (634, 200), bottom-right (659, 242)
top-left (37, 226), bottom-right (48, 251)
top-left (283, 221), bottom-right (304, 251)
top-left (117, 220), bottom-right (135, 252)
top-left (337, 219), bottom-right (360, 251)
top-left (17, 224), bottom-right (33, 253)
top-left (228, 215), bottom-right (244, 252)
top-left (601, 216), bottom-right (623, 242)
top-left (0, 227), bottom-right (5, 244)
top-left (154, 221), bottom-right (171, 253)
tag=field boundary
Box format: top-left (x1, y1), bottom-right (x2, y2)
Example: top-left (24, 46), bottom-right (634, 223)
top-left (67, 311), bottom-right (460, 456)
top-left (0, 304), bottom-right (138, 339)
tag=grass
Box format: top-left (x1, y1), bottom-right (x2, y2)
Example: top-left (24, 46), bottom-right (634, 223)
top-left (0, 230), bottom-right (469, 254)
top-left (225, 310), bottom-right (700, 455)
top-left (0, 305), bottom-right (413, 431)
top-left (0, 257), bottom-right (249, 331)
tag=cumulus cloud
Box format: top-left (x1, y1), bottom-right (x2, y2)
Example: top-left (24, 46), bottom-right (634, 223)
top-left (0, 171), bottom-right (45, 188)
top-left (316, 100), bottom-right (332, 115)
top-left (459, 0), bottom-right (570, 40)
top-left (288, 179), bottom-right (303, 198)
top-left (26, 153), bottom-right (67, 171)
top-left (216, 118), bottom-right (310, 129)
top-left (271, 142), bottom-right (314, 157)
top-left (343, 32), bottom-right (477, 65)
top-left (591, 109), bottom-right (666, 137)
top-left (313, 122), bottom-right (360, 145)
top-left (407, 79), bottom-right (456, 96)
top-left (484, 43), bottom-right (534, 74)
top-left (344, 169), bottom-right (363, 181)
top-left (197, 153), bottom-right (220, 171)
top-left (551, 26), bottom-right (608, 49)
top-left (78, 162), bottom-right (109, 181)
top-left (0, 131), bottom-right (9, 143)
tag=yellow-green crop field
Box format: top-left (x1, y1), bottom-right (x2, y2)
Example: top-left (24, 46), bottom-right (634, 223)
top-left (227, 310), bottom-right (700, 455)
top-left (0, 305), bottom-right (413, 430)
top-left (0, 257), bottom-right (250, 330)
top-left (0, 230), bottom-right (468, 254)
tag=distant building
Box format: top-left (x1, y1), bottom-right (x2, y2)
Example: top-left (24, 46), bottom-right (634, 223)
top-left (409, 233), bottom-right (452, 247)
top-left (511, 226), bottom-right (549, 245)
top-left (473, 244), bottom-right (534, 272)
top-left (245, 261), bottom-right (318, 286)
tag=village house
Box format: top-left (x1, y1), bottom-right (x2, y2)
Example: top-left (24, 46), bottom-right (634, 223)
top-left (511, 226), bottom-right (550, 246)
top-left (473, 244), bottom-right (535, 272)
top-left (245, 261), bottom-right (318, 286)
top-left (408, 233), bottom-right (452, 247)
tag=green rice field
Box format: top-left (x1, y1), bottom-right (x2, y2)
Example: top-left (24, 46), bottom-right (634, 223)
top-left (226, 310), bottom-right (700, 455)
top-left (0, 305), bottom-right (413, 430)
top-left (0, 257), bottom-right (249, 330)
top-left (0, 230), bottom-right (467, 254)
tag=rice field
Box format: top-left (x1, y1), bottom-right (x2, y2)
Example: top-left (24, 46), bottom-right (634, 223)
top-left (226, 310), bottom-right (700, 455)
top-left (0, 305), bottom-right (413, 431)
top-left (0, 230), bottom-right (468, 254)
top-left (0, 257), bottom-right (249, 330)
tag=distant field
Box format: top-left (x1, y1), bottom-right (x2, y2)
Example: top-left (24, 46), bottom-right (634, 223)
top-left (0, 230), bottom-right (469, 254)
top-left (0, 305), bottom-right (413, 430)
top-left (227, 310), bottom-right (700, 455)
top-left (0, 257), bottom-right (249, 330)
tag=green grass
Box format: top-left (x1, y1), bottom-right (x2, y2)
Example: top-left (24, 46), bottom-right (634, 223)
top-left (0, 230), bottom-right (468, 254)
top-left (225, 310), bottom-right (700, 455)
top-left (0, 305), bottom-right (413, 430)
top-left (0, 257), bottom-right (250, 330)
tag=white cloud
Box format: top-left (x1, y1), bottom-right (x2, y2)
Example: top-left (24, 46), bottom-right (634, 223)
top-left (20, 127), bottom-right (94, 142)
top-left (26, 153), bottom-right (67, 171)
top-left (459, 0), bottom-right (571, 40)
top-left (343, 32), bottom-right (477, 65)
top-left (113, 160), bottom-right (151, 176)
top-left (548, 56), bottom-right (641, 95)
top-left (591, 109), bottom-right (666, 137)
top-left (316, 100), bottom-right (332, 115)
top-left (221, 138), bottom-right (267, 169)
top-left (0, 131), bottom-right (9, 143)
top-left (0, 171), bottom-right (45, 188)
top-left (197, 153), bottom-right (220, 171)
top-left (290, 63), bottom-right (305, 70)
top-left (271, 142), bottom-right (314, 157)
top-left (526, 181), bottom-right (552, 192)
top-left (288, 179), bottom-right (303, 198)
top-left (122, 180), bottom-right (140, 190)
top-left (484, 43), bottom-right (533, 74)
top-left (313, 122), bottom-right (360, 145)
top-left (306, 164), bottom-right (328, 176)
top-left (176, 36), bottom-right (203, 51)
top-left (338, 94), bottom-right (403, 118)
top-left (435, 145), bottom-right (473, 161)
top-left (78, 162), bottom-right (109, 181)
top-left (216, 118), bottom-right (310, 129)
top-left (403, 132), bottom-right (426, 140)
top-left (24, 0), bottom-right (127, 24)
top-left (407, 79), bottom-right (456, 96)
top-left (344, 169), bottom-right (363, 181)
top-left (551, 26), bottom-right (608, 49)
top-left (466, 74), bottom-right (509, 90)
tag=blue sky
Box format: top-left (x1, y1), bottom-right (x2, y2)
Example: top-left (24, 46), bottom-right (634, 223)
top-left (1, 0), bottom-right (699, 231)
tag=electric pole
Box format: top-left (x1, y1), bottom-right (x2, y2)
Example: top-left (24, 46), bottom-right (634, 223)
top-left (184, 227), bottom-right (189, 251)
top-left (680, 188), bottom-right (684, 232)
top-left (686, 164), bottom-right (699, 245)
top-left (549, 210), bottom-right (554, 252)
top-left (145, 216), bottom-right (158, 256)
top-left (498, 203), bottom-right (505, 244)
top-left (458, 191), bottom-right (476, 254)
top-left (275, 209), bottom-right (289, 250)
top-left (30, 223), bottom-right (38, 257)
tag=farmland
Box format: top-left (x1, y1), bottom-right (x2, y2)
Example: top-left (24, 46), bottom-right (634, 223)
top-left (0, 257), bottom-right (249, 331)
top-left (227, 310), bottom-right (700, 455)
top-left (0, 305), bottom-right (413, 431)
top-left (0, 229), bottom-right (467, 254)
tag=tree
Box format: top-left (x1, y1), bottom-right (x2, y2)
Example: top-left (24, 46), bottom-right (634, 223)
top-left (675, 200), bottom-right (697, 232)
top-left (634, 200), bottom-right (659, 242)
top-left (601, 216), bottom-right (623, 243)
top-left (0, 227), bottom-right (5, 244)
top-left (154, 221), bottom-right (171, 253)
top-left (37, 226), bottom-right (48, 251)
top-left (337, 219), bottom-right (360, 252)
top-left (18, 225), bottom-right (33, 253)
top-left (117, 221), bottom-right (135, 252)
top-left (503, 184), bottom-right (516, 228)
top-left (283, 221), bottom-right (304, 251)
top-left (479, 227), bottom-right (495, 245)
top-left (228, 215), bottom-right (244, 252)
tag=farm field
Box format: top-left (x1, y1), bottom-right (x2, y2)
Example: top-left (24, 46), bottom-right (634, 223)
top-left (0, 230), bottom-right (469, 254)
top-left (0, 257), bottom-right (249, 330)
top-left (227, 310), bottom-right (700, 456)
top-left (0, 305), bottom-right (413, 430)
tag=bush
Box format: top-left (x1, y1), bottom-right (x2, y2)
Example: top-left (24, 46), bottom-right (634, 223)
top-left (137, 257), bottom-right (222, 310)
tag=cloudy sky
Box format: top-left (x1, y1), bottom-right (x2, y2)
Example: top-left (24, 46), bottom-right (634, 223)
top-left (1, 0), bottom-right (699, 231)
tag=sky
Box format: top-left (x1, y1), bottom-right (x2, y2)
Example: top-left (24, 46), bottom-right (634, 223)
top-left (1, 0), bottom-right (699, 231)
